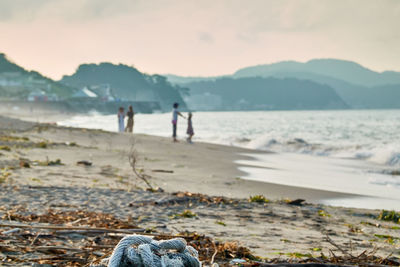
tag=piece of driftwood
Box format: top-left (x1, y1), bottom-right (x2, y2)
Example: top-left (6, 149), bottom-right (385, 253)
top-left (287, 199), bottom-right (306, 206)
top-left (151, 169), bottom-right (174, 173)
top-left (0, 222), bottom-right (145, 234)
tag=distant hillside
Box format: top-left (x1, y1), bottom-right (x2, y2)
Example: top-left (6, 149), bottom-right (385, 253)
top-left (168, 59), bottom-right (400, 110)
top-left (0, 53), bottom-right (26, 73)
top-left (164, 74), bottom-right (222, 84)
top-left (234, 59), bottom-right (400, 87)
top-left (233, 60), bottom-right (400, 109)
top-left (183, 77), bottom-right (348, 111)
top-left (0, 53), bottom-right (76, 99)
top-left (61, 63), bottom-right (187, 111)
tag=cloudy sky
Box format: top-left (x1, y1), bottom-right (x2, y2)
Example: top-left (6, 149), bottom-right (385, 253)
top-left (0, 0), bottom-right (399, 79)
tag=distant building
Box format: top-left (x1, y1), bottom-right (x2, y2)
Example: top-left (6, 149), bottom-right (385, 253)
top-left (27, 90), bottom-right (49, 102)
top-left (88, 84), bottom-right (115, 102)
top-left (72, 87), bottom-right (98, 99)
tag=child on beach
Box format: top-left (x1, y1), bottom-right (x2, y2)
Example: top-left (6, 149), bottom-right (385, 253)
top-left (186, 112), bottom-right (194, 143)
top-left (172, 102), bottom-right (185, 142)
top-left (117, 107), bottom-right (125, 132)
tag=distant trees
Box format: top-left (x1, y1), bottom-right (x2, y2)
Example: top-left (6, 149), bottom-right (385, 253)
top-left (61, 63), bottom-right (187, 111)
top-left (184, 77), bottom-right (348, 110)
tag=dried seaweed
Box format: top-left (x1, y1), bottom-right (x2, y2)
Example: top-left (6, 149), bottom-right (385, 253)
top-left (1, 209), bottom-right (399, 266)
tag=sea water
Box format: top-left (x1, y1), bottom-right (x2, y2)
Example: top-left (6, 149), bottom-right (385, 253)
top-left (59, 109), bottom-right (400, 210)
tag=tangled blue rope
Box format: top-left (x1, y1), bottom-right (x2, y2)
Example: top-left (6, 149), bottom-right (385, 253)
top-left (91, 234), bottom-right (201, 267)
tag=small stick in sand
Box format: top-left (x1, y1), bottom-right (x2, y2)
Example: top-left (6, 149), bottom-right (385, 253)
top-left (128, 143), bottom-right (154, 190)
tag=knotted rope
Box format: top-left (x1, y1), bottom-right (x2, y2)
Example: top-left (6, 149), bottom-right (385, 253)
top-left (91, 234), bottom-right (202, 267)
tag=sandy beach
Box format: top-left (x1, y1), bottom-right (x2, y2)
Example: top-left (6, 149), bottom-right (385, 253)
top-left (1, 114), bottom-right (399, 265)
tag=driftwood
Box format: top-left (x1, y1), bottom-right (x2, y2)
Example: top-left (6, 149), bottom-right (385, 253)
top-left (128, 143), bottom-right (154, 189)
top-left (151, 169), bottom-right (174, 173)
top-left (0, 222), bottom-right (146, 234)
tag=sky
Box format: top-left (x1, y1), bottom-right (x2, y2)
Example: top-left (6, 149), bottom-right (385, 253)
top-left (0, 0), bottom-right (399, 80)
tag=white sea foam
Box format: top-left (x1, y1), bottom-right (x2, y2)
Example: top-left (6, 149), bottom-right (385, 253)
top-left (59, 110), bottom-right (400, 168)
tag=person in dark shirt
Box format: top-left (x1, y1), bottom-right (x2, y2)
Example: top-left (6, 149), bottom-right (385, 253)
top-left (125, 105), bottom-right (135, 133)
top-left (172, 102), bottom-right (185, 142)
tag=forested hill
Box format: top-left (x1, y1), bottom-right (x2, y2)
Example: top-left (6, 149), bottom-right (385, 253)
top-left (0, 53), bottom-right (75, 99)
top-left (184, 77), bottom-right (348, 110)
top-left (167, 59), bottom-right (400, 110)
top-left (60, 63), bottom-right (187, 111)
top-left (234, 59), bottom-right (400, 87)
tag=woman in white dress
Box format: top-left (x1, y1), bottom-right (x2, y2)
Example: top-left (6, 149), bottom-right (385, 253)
top-left (117, 107), bottom-right (125, 132)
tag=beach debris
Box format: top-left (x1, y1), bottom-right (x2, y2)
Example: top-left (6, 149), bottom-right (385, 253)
top-left (19, 159), bottom-right (30, 168)
top-left (33, 158), bottom-right (63, 166)
top-left (0, 168), bottom-right (12, 183)
top-left (129, 191), bottom-right (233, 207)
top-left (91, 235), bottom-right (201, 267)
top-left (48, 159), bottom-right (63, 166)
top-left (0, 134), bottom-right (70, 150)
top-left (318, 210), bottom-right (331, 217)
top-left (128, 144), bottom-right (154, 190)
top-left (0, 135), bottom-right (30, 142)
top-left (215, 220), bottom-right (227, 226)
top-left (146, 187), bottom-right (164, 192)
top-left (374, 234), bottom-right (400, 244)
top-left (36, 141), bottom-right (48, 148)
top-left (2, 209), bottom-right (141, 229)
top-left (171, 210), bottom-right (197, 219)
top-left (377, 210), bottom-right (400, 223)
top-left (67, 141), bottom-right (78, 147)
top-left (0, 145), bottom-right (11, 151)
top-left (249, 195), bottom-right (270, 203)
top-left (77, 160), bottom-right (93, 166)
top-left (0, 209), bottom-right (256, 266)
top-left (1, 227), bottom-right (21, 235)
top-left (230, 258), bottom-right (247, 264)
top-left (171, 191), bottom-right (237, 205)
top-left (345, 223), bottom-right (364, 234)
top-left (287, 199), bottom-right (305, 206)
top-left (151, 169), bottom-right (174, 173)
top-left (1, 207), bottom-right (399, 266)
top-left (390, 170), bottom-right (400, 175)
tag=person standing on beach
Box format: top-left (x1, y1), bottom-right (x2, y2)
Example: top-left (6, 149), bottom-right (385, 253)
top-left (186, 112), bottom-right (194, 143)
top-left (117, 107), bottom-right (125, 132)
top-left (172, 102), bottom-right (185, 142)
top-left (125, 105), bottom-right (135, 133)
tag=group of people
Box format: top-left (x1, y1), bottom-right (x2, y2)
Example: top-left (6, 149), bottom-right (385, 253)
top-left (172, 102), bottom-right (194, 143)
top-left (117, 102), bottom-right (194, 143)
top-left (117, 105), bottom-right (135, 133)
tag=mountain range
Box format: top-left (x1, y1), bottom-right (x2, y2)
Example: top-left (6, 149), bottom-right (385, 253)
top-left (166, 59), bottom-right (400, 110)
top-left (0, 53), bottom-right (187, 112)
top-left (183, 76), bottom-right (348, 110)
top-left (1, 52), bottom-right (400, 112)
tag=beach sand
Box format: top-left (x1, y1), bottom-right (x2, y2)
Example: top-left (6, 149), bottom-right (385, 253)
top-left (0, 114), bottom-right (399, 264)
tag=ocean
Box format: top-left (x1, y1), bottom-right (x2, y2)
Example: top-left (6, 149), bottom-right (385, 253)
top-left (59, 109), bottom-right (400, 210)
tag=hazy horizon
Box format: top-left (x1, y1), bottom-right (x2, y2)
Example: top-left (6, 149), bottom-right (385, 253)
top-left (1, 0), bottom-right (400, 80)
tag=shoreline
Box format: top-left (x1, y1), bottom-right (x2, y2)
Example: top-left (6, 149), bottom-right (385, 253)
top-left (0, 112), bottom-right (370, 205)
top-left (1, 113), bottom-right (400, 263)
